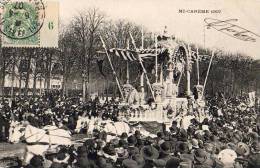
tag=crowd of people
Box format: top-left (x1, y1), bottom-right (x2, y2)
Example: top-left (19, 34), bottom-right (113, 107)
top-left (0, 92), bottom-right (259, 168)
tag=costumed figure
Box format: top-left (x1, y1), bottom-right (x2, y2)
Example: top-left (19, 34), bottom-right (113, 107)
top-left (163, 61), bottom-right (178, 114)
top-left (123, 84), bottom-right (140, 105)
top-left (193, 85), bottom-right (206, 118)
top-left (152, 83), bottom-right (164, 104)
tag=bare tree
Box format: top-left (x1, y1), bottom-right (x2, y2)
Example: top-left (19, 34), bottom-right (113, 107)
top-left (70, 8), bottom-right (105, 100)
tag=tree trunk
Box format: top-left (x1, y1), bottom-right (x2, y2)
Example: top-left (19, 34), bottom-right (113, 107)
top-left (19, 73), bottom-right (22, 96)
top-left (32, 74), bottom-right (37, 96)
top-left (0, 48), bottom-right (6, 100)
top-left (25, 54), bottom-right (32, 96)
top-left (46, 51), bottom-right (53, 91)
top-left (11, 52), bottom-right (16, 99)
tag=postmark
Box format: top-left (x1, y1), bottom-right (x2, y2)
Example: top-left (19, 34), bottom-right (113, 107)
top-left (0, 0), bottom-right (59, 48)
top-left (0, 0), bottom-right (45, 40)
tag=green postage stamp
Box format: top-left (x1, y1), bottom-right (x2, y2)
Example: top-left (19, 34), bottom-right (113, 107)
top-left (0, 0), bottom-right (59, 48)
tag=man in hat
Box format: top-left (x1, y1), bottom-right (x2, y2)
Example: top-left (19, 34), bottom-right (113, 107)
top-left (25, 155), bottom-right (44, 168)
top-left (127, 135), bottom-right (139, 157)
top-left (122, 159), bottom-right (139, 168)
top-left (0, 111), bottom-right (8, 142)
top-left (153, 141), bottom-right (174, 167)
top-left (247, 141), bottom-right (260, 168)
top-left (96, 157), bottom-right (113, 168)
top-left (141, 145), bottom-right (159, 168)
top-left (234, 142), bottom-right (250, 168)
top-left (193, 148), bottom-right (215, 168)
top-left (132, 154), bottom-right (145, 168)
top-left (165, 157), bottom-right (180, 168)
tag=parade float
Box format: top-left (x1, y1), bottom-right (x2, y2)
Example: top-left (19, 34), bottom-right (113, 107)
top-left (98, 28), bottom-right (213, 128)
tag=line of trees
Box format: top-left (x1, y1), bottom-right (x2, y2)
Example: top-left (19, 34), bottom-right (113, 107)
top-left (0, 8), bottom-right (258, 98)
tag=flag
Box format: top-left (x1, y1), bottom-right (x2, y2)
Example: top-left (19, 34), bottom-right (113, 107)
top-left (107, 48), bottom-right (137, 61)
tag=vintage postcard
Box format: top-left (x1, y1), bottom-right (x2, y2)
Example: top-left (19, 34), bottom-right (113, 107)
top-left (0, 0), bottom-right (259, 168)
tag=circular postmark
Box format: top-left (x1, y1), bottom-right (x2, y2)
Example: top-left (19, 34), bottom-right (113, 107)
top-left (0, 0), bottom-right (45, 40)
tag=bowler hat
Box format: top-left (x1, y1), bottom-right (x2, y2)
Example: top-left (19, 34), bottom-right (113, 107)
top-left (160, 141), bottom-right (171, 154)
top-left (194, 149), bottom-right (208, 163)
top-left (122, 159), bottom-right (138, 168)
top-left (141, 145), bottom-right (159, 161)
top-left (165, 157), bottom-right (180, 168)
top-left (121, 132), bottom-right (128, 139)
top-left (29, 155), bottom-right (44, 167)
top-left (127, 135), bottom-right (137, 146)
top-left (103, 144), bottom-right (116, 156)
top-left (132, 154), bottom-right (145, 167)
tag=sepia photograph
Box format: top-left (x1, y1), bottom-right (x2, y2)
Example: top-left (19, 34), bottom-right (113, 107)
top-left (0, 0), bottom-right (259, 167)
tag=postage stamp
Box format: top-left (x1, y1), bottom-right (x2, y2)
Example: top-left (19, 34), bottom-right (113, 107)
top-left (0, 0), bottom-right (59, 48)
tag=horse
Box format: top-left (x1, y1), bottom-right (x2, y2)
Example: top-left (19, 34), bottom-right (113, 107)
top-left (9, 123), bottom-right (72, 164)
top-left (75, 117), bottom-right (131, 136)
top-left (9, 121), bottom-right (25, 143)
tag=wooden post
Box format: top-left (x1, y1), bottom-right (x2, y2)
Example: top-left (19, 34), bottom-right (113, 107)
top-left (141, 26), bottom-right (144, 50)
top-left (160, 64), bottom-right (163, 84)
top-left (11, 50), bottom-right (16, 100)
top-left (140, 72), bottom-right (145, 102)
top-left (39, 75), bottom-right (42, 95)
top-left (82, 72), bottom-right (86, 102)
top-left (126, 62), bottom-right (129, 84)
top-left (186, 44), bottom-right (191, 96)
top-left (196, 47), bottom-right (200, 85)
top-left (202, 50), bottom-right (215, 96)
top-left (129, 32), bottom-right (155, 100)
top-left (155, 34), bottom-right (158, 83)
top-left (126, 39), bottom-right (130, 84)
top-left (99, 36), bottom-right (125, 100)
top-left (0, 47), bottom-right (3, 98)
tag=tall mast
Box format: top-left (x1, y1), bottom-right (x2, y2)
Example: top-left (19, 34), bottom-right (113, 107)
top-left (126, 39), bottom-right (130, 84)
top-left (155, 33), bottom-right (158, 83)
top-left (196, 47), bottom-right (200, 85)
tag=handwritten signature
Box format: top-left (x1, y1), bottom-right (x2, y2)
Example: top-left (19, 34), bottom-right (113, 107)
top-left (204, 18), bottom-right (260, 42)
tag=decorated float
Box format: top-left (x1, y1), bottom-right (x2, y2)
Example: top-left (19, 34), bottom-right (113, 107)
top-left (98, 28), bottom-right (214, 127)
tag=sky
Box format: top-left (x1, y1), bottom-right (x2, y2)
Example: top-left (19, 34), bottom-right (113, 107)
top-left (57, 0), bottom-right (260, 59)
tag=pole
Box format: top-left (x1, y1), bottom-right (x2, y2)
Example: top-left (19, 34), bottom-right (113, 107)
top-left (141, 26), bottom-right (144, 50)
top-left (126, 62), bottom-right (129, 84)
top-left (126, 39), bottom-right (130, 84)
top-left (196, 47), bottom-right (200, 85)
top-left (155, 34), bottom-right (158, 83)
top-left (99, 35), bottom-right (125, 100)
top-left (202, 50), bottom-right (215, 96)
top-left (11, 50), bottom-right (16, 100)
top-left (186, 44), bottom-right (191, 96)
top-left (160, 64), bottom-right (163, 84)
top-left (39, 75), bottom-right (42, 95)
top-left (177, 67), bottom-right (183, 88)
top-left (0, 47), bottom-right (3, 99)
top-left (140, 72), bottom-right (145, 103)
top-left (82, 73), bottom-right (86, 102)
top-left (129, 32), bottom-right (155, 100)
